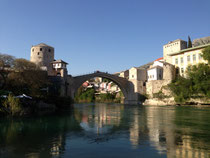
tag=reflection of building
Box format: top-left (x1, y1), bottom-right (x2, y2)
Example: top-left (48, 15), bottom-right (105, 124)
top-left (146, 106), bottom-right (176, 156)
top-left (129, 110), bottom-right (140, 148)
top-left (77, 104), bottom-right (123, 134)
top-left (175, 135), bottom-right (209, 158)
top-left (145, 106), bottom-right (210, 158)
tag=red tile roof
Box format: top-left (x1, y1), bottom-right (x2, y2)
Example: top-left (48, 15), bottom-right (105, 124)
top-left (154, 57), bottom-right (163, 61)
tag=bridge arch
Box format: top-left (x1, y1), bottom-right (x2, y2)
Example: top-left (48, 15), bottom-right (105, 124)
top-left (67, 72), bottom-right (136, 104)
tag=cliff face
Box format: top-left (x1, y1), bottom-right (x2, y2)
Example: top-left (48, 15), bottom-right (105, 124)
top-left (193, 36), bottom-right (210, 47)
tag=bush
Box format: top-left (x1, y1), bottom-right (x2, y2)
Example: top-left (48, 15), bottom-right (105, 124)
top-left (153, 91), bottom-right (169, 100)
top-left (2, 94), bottom-right (22, 116)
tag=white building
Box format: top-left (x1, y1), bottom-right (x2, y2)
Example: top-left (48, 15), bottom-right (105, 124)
top-left (147, 58), bottom-right (164, 81)
top-left (52, 59), bottom-right (68, 77)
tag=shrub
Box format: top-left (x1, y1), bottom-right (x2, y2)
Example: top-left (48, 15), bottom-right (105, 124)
top-left (2, 94), bottom-right (22, 116)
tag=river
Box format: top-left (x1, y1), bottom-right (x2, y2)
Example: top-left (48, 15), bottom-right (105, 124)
top-left (0, 103), bottom-right (210, 158)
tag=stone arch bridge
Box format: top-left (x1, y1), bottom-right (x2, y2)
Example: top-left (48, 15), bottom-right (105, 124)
top-left (66, 72), bottom-right (138, 104)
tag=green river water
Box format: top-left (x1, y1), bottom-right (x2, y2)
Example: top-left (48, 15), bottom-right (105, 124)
top-left (0, 103), bottom-right (210, 158)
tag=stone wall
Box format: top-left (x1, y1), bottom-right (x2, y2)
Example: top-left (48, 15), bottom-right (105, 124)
top-left (163, 64), bottom-right (176, 80)
top-left (146, 79), bottom-right (171, 98)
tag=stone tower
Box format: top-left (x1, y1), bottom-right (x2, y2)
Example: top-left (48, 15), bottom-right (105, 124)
top-left (30, 43), bottom-right (54, 75)
top-left (163, 39), bottom-right (187, 64)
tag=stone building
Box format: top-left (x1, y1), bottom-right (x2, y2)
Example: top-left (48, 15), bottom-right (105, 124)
top-left (119, 70), bottom-right (129, 79)
top-left (52, 60), bottom-right (68, 78)
top-left (146, 59), bottom-right (176, 97)
top-left (30, 43), bottom-right (69, 96)
top-left (129, 67), bottom-right (147, 95)
top-left (163, 39), bottom-right (187, 64)
top-left (30, 43), bottom-right (54, 75)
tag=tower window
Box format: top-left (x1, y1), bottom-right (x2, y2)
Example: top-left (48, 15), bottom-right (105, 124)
top-left (38, 52), bottom-right (40, 55)
top-left (40, 48), bottom-right (42, 51)
top-left (32, 48), bottom-right (34, 52)
top-left (49, 49), bottom-right (51, 52)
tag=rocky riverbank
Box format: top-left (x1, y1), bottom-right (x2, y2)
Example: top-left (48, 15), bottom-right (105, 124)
top-left (143, 97), bottom-right (210, 106)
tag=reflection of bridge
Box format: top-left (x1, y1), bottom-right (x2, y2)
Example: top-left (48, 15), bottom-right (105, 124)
top-left (67, 72), bottom-right (138, 104)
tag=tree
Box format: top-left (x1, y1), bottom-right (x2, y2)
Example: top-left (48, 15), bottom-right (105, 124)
top-left (6, 59), bottom-right (49, 97)
top-left (188, 36), bottom-right (192, 48)
top-left (0, 53), bottom-right (15, 67)
top-left (202, 46), bottom-right (210, 64)
top-left (169, 62), bottom-right (210, 103)
top-left (0, 53), bottom-right (15, 88)
top-left (13, 58), bottom-right (38, 71)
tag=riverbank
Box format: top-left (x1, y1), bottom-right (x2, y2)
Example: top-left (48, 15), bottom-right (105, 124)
top-left (0, 95), bottom-right (73, 117)
top-left (143, 97), bottom-right (210, 106)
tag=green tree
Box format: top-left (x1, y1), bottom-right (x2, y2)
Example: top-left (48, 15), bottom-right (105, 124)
top-left (0, 53), bottom-right (15, 88)
top-left (202, 46), bottom-right (210, 64)
top-left (188, 36), bottom-right (192, 48)
top-left (169, 76), bottom-right (193, 103)
top-left (169, 47), bottom-right (210, 103)
top-left (187, 64), bottom-right (210, 98)
top-left (6, 59), bottom-right (49, 97)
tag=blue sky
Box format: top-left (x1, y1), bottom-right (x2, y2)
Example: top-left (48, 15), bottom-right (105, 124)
top-left (0, 0), bottom-right (210, 75)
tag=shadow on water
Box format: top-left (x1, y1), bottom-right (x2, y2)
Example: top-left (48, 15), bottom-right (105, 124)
top-left (0, 104), bottom-right (210, 158)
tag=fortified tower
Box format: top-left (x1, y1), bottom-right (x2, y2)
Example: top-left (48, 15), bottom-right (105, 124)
top-left (163, 39), bottom-right (187, 63)
top-left (30, 43), bottom-right (54, 75)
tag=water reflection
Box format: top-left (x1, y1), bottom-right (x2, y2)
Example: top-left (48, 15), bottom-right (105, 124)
top-left (0, 104), bottom-right (210, 158)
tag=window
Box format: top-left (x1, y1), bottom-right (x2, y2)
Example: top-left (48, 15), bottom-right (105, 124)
top-left (49, 49), bottom-right (51, 52)
top-left (193, 54), bottom-right (196, 61)
top-left (181, 68), bottom-right (184, 74)
top-left (187, 55), bottom-right (190, 62)
top-left (37, 52), bottom-right (39, 55)
top-left (175, 58), bottom-right (178, 64)
top-left (181, 57), bottom-right (183, 64)
top-left (199, 53), bottom-right (202, 60)
top-left (40, 48), bottom-right (42, 51)
top-left (32, 49), bottom-right (34, 52)
top-left (132, 75), bottom-right (134, 78)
